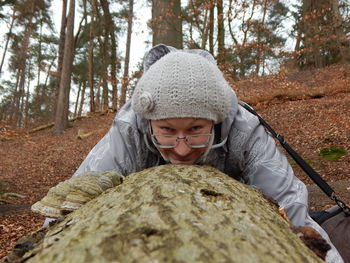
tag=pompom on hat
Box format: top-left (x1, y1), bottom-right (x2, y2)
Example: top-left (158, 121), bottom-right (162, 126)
top-left (131, 44), bottom-right (237, 124)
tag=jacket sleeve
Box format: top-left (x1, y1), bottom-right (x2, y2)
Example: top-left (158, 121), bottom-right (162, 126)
top-left (240, 114), bottom-right (344, 263)
top-left (73, 117), bottom-right (143, 177)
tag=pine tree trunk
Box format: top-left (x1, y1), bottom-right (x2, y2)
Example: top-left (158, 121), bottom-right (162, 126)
top-left (216, 0), bottom-right (225, 64)
top-left (119, 0), bottom-right (134, 109)
top-left (78, 81), bottom-right (86, 116)
top-left (14, 13), bottom-right (34, 127)
top-left (110, 33), bottom-right (118, 111)
top-left (88, 0), bottom-right (96, 113)
top-left (330, 0), bottom-right (350, 63)
top-left (255, 0), bottom-right (268, 75)
top-left (53, 0), bottom-right (75, 135)
top-left (18, 165), bottom-right (324, 263)
top-left (0, 8), bottom-right (16, 77)
top-left (201, 7), bottom-right (210, 49)
top-left (74, 81), bottom-right (82, 116)
top-left (53, 0), bottom-right (67, 119)
top-left (96, 77), bottom-right (101, 111)
top-left (23, 69), bottom-right (31, 127)
top-left (209, 1), bottom-right (214, 55)
top-left (99, 35), bottom-right (109, 112)
top-left (100, 0), bottom-right (118, 111)
top-left (152, 0), bottom-right (183, 48)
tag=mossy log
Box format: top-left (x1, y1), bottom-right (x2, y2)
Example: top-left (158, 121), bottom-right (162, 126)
top-left (12, 165), bottom-right (324, 263)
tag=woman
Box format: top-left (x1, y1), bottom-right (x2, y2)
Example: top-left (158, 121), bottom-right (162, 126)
top-left (65, 44), bottom-right (344, 262)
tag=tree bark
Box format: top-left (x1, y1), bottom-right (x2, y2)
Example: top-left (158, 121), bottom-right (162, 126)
top-left (53, 0), bottom-right (67, 119)
top-left (330, 0), bottom-right (350, 63)
top-left (97, 35), bottom-right (109, 112)
top-left (0, 8), bottom-right (16, 77)
top-left (100, 0), bottom-right (118, 111)
top-left (119, 0), bottom-right (133, 109)
top-left (73, 81), bottom-right (82, 116)
top-left (78, 81), bottom-right (86, 116)
top-left (216, 0), bottom-right (225, 64)
top-left (209, 1), bottom-right (214, 55)
top-left (88, 0), bottom-right (96, 113)
top-left (110, 31), bottom-right (118, 111)
top-left (152, 0), bottom-right (183, 48)
top-left (53, 0), bottom-right (75, 135)
top-left (255, 0), bottom-right (268, 75)
top-left (13, 7), bottom-right (35, 127)
top-left (15, 165), bottom-right (324, 263)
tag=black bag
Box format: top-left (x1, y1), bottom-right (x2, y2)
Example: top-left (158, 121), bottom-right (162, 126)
top-left (311, 206), bottom-right (350, 263)
top-left (240, 102), bottom-right (350, 262)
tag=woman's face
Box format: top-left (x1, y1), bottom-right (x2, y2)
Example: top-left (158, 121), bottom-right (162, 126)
top-left (150, 118), bottom-right (213, 164)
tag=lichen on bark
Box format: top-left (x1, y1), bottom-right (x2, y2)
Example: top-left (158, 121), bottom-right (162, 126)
top-left (18, 165), bottom-right (324, 263)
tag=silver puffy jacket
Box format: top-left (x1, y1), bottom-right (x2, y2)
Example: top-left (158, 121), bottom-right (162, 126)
top-left (74, 99), bottom-right (343, 263)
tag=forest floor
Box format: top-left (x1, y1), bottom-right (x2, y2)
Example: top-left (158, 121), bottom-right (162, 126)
top-left (0, 64), bottom-right (350, 259)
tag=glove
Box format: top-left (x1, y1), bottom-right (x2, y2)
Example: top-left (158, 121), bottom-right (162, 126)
top-left (31, 171), bottom-right (124, 218)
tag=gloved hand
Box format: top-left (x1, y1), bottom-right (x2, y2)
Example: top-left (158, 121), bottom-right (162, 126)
top-left (31, 171), bottom-right (124, 218)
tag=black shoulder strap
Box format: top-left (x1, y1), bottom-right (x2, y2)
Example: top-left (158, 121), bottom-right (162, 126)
top-left (239, 101), bottom-right (350, 216)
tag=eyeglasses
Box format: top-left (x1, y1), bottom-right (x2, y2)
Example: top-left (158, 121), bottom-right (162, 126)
top-left (151, 133), bottom-right (212, 149)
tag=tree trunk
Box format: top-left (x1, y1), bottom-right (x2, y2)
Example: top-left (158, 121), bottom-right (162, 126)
top-left (78, 81), bottom-right (86, 116)
top-left (98, 34), bottom-right (109, 112)
top-left (201, 5), bottom-right (210, 49)
top-left (216, 0), bottom-right (225, 64)
top-left (53, 0), bottom-right (67, 119)
top-left (209, 1), bottom-right (215, 55)
top-left (88, 0), bottom-right (96, 113)
top-left (100, 0), bottom-right (118, 111)
top-left (13, 165), bottom-right (325, 263)
top-left (152, 0), bottom-right (183, 48)
top-left (95, 77), bottom-right (101, 111)
top-left (23, 67), bottom-right (32, 127)
top-left (330, 0), bottom-right (350, 63)
top-left (255, 0), bottom-right (268, 75)
top-left (119, 0), bottom-right (134, 109)
top-left (13, 10), bottom-right (35, 127)
top-left (0, 8), bottom-right (16, 77)
top-left (53, 0), bottom-right (75, 135)
top-left (110, 31), bottom-right (118, 111)
top-left (73, 81), bottom-right (82, 116)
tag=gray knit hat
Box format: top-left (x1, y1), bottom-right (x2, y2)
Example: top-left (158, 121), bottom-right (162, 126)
top-left (131, 44), bottom-right (237, 124)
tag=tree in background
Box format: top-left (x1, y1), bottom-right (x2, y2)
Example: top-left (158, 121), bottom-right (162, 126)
top-left (0, 0), bottom-right (15, 20)
top-left (225, 0), bottom-right (288, 79)
top-left (151, 0), bottom-right (183, 48)
top-left (0, 4), bottom-right (16, 76)
top-left (294, 0), bottom-right (350, 69)
top-left (119, 0), bottom-right (134, 109)
top-left (182, 0), bottom-right (216, 52)
top-left (0, 0), bottom-right (349, 129)
top-left (2, 0), bottom-right (53, 126)
top-left (53, 0), bottom-right (75, 135)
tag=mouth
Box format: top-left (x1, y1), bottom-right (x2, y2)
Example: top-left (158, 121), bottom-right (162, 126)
top-left (170, 159), bottom-right (195, 164)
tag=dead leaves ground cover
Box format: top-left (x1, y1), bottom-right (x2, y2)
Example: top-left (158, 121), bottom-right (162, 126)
top-left (0, 64), bottom-right (350, 259)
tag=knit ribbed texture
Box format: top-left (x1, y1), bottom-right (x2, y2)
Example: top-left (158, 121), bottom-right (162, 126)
top-left (132, 50), bottom-right (237, 124)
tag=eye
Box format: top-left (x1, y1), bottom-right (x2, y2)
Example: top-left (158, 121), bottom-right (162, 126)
top-left (190, 126), bottom-right (203, 132)
top-left (160, 126), bottom-right (174, 133)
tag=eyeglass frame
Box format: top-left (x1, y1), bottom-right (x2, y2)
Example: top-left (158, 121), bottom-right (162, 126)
top-left (144, 121), bottom-right (228, 152)
top-left (148, 122), bottom-right (213, 149)
top-left (151, 133), bottom-right (213, 149)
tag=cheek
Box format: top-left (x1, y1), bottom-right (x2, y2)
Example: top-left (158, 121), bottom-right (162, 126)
top-left (157, 148), bottom-right (168, 156)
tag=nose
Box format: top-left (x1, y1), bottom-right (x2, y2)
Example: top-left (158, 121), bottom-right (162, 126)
top-left (173, 138), bottom-right (192, 156)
